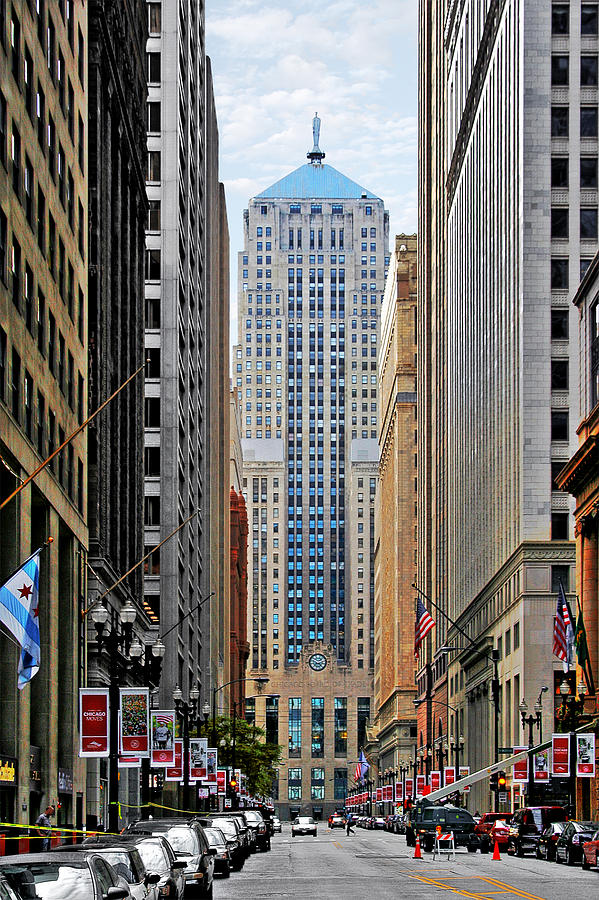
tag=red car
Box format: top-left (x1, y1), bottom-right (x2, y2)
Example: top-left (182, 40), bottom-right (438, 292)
top-left (582, 827), bottom-right (599, 869)
top-left (474, 813), bottom-right (513, 851)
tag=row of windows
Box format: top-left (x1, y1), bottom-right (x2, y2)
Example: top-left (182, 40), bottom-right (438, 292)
top-left (551, 54), bottom-right (599, 86)
top-left (551, 205), bottom-right (599, 239)
top-left (0, 327), bottom-right (84, 509)
top-left (552, 4), bottom-right (598, 36)
top-left (551, 154), bottom-right (598, 186)
top-left (551, 105), bottom-right (599, 136)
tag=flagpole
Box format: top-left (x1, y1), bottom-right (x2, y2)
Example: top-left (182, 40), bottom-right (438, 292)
top-left (0, 536), bottom-right (54, 588)
top-left (0, 360), bottom-right (148, 511)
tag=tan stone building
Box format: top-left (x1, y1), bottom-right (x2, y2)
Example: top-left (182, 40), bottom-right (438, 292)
top-left (371, 236), bottom-right (418, 790)
top-left (0, 0), bottom-right (88, 826)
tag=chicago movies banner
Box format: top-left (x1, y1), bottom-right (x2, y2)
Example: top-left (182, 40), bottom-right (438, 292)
top-left (552, 734), bottom-right (570, 776)
top-left (79, 688), bottom-right (109, 757)
top-left (150, 710), bottom-right (176, 765)
top-left (119, 688), bottom-right (149, 756)
top-left (190, 738), bottom-right (208, 780)
top-left (576, 733), bottom-right (595, 777)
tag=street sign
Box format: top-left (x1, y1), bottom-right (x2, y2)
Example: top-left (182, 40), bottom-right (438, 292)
top-left (224, 798), bottom-right (231, 808)
top-left (498, 791), bottom-right (508, 803)
top-left (498, 748), bottom-right (513, 755)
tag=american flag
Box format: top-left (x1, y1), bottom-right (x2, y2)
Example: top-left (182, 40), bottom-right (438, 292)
top-left (553, 584), bottom-right (569, 662)
top-left (354, 750), bottom-right (369, 784)
top-left (414, 596), bottom-right (435, 656)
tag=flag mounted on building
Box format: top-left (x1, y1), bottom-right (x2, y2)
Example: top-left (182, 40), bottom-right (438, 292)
top-left (354, 749), bottom-right (369, 784)
top-left (0, 548), bottom-right (42, 688)
top-left (414, 596), bottom-right (435, 656)
top-left (575, 601), bottom-right (596, 695)
top-left (553, 581), bottom-right (574, 667)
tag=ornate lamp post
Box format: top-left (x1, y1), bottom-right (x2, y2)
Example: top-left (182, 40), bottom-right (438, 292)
top-left (173, 683), bottom-right (208, 811)
top-left (519, 698), bottom-right (542, 807)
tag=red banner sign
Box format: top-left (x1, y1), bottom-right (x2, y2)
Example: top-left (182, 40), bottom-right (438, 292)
top-left (375, 787), bottom-right (383, 802)
top-left (190, 739), bottom-right (208, 780)
top-left (416, 775), bottom-right (426, 796)
top-left (119, 688), bottom-right (149, 756)
top-left (395, 781), bottom-right (404, 801)
top-left (217, 769), bottom-right (226, 795)
top-left (444, 767), bottom-right (455, 786)
top-left (534, 750), bottom-right (550, 782)
top-left (430, 771), bottom-right (441, 791)
top-left (150, 710), bottom-right (176, 766)
top-left (552, 735), bottom-right (570, 776)
top-left (513, 746), bottom-right (529, 782)
top-left (405, 778), bottom-right (414, 799)
top-left (458, 767), bottom-right (470, 791)
top-left (576, 734), bottom-right (595, 777)
top-left (205, 748), bottom-right (218, 783)
top-left (79, 689), bottom-right (109, 757)
top-left (165, 741), bottom-right (183, 781)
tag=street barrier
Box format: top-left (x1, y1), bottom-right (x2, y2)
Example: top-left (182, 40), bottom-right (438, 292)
top-left (433, 831), bottom-right (456, 861)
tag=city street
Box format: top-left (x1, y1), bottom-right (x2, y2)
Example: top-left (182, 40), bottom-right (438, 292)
top-left (217, 825), bottom-right (598, 899)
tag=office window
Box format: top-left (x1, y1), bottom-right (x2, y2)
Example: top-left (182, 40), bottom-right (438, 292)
top-left (552, 56), bottom-right (569, 86)
top-left (146, 348), bottom-right (160, 378)
top-left (581, 107), bottom-right (598, 137)
top-left (144, 397), bottom-right (160, 427)
top-left (311, 698), bottom-right (324, 758)
top-left (288, 767), bottom-right (301, 801)
top-left (551, 207), bottom-right (569, 238)
top-left (147, 52), bottom-right (161, 83)
top-left (552, 4), bottom-right (569, 35)
top-left (311, 767), bottom-right (325, 800)
top-left (147, 101), bottom-right (160, 133)
top-left (145, 249), bottom-right (160, 280)
top-left (551, 308), bottom-right (569, 340)
top-left (10, 8), bottom-right (20, 82)
top-left (551, 157), bottom-right (568, 188)
top-left (552, 565), bottom-right (570, 593)
top-left (334, 768), bottom-right (347, 800)
top-left (144, 496), bottom-right (160, 525)
top-left (148, 2), bottom-right (161, 34)
top-left (11, 238), bottom-right (20, 309)
top-left (266, 696), bottom-right (279, 744)
top-left (582, 4), bottom-right (599, 35)
top-left (11, 123), bottom-right (21, 196)
top-left (147, 151), bottom-right (161, 182)
top-left (551, 359), bottom-right (569, 390)
top-left (144, 446), bottom-right (160, 477)
top-left (11, 349), bottom-right (21, 421)
top-left (581, 157), bottom-right (598, 188)
top-left (551, 107), bottom-right (569, 137)
top-left (288, 698), bottom-right (301, 757)
top-left (551, 409), bottom-right (569, 440)
top-left (146, 296), bottom-right (160, 329)
top-left (581, 207), bottom-right (598, 240)
top-left (581, 56), bottom-right (598, 86)
top-left (334, 697), bottom-right (347, 756)
top-left (552, 512), bottom-right (569, 539)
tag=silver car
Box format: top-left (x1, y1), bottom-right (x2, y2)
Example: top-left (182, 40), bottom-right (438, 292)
top-left (291, 816), bottom-right (317, 837)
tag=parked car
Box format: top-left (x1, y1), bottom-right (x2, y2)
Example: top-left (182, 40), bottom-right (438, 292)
top-left (0, 852), bottom-right (131, 900)
top-left (474, 812), bottom-right (513, 851)
top-left (372, 816), bottom-right (386, 829)
top-left (291, 816), bottom-right (318, 837)
top-left (555, 821), bottom-right (599, 866)
top-left (195, 816), bottom-right (245, 871)
top-left (507, 806), bottom-right (567, 857)
top-left (84, 833), bottom-right (187, 899)
top-left (272, 816), bottom-right (282, 833)
top-left (203, 812), bottom-right (251, 859)
top-left (582, 827), bottom-right (599, 870)
top-left (202, 827), bottom-right (231, 878)
top-left (124, 819), bottom-right (215, 898)
top-left (0, 874), bottom-right (20, 900)
top-left (536, 822), bottom-right (566, 861)
top-left (328, 814), bottom-right (344, 829)
top-left (241, 810), bottom-right (271, 852)
top-left (51, 841), bottom-right (162, 900)
top-left (405, 803), bottom-right (479, 852)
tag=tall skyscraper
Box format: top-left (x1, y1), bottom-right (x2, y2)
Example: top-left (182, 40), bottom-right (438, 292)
top-left (236, 117), bottom-right (388, 818)
top-left (419, 3), bottom-right (592, 811)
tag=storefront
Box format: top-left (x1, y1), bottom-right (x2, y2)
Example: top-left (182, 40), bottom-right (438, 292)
top-left (0, 757), bottom-right (17, 823)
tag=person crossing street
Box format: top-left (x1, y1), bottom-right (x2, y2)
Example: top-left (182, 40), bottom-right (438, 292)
top-left (345, 813), bottom-right (354, 835)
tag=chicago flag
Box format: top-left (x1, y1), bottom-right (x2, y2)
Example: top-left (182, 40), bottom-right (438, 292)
top-left (0, 549), bottom-right (41, 688)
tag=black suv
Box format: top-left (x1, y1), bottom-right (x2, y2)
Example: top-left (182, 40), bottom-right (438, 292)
top-left (507, 806), bottom-right (567, 857)
top-left (241, 809), bottom-right (271, 852)
top-left (125, 818), bottom-right (215, 897)
top-left (405, 802), bottom-right (479, 853)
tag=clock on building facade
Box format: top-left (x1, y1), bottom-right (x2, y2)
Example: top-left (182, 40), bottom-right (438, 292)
top-left (308, 653), bottom-right (327, 672)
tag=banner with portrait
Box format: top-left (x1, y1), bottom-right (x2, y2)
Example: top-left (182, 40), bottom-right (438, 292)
top-left (119, 688), bottom-right (149, 756)
top-left (576, 733), bottom-right (595, 777)
top-left (79, 688), bottom-right (110, 757)
top-left (190, 738), bottom-right (208, 780)
top-left (458, 766), bottom-right (470, 791)
top-left (150, 710), bottom-right (176, 766)
top-left (534, 749), bottom-right (550, 782)
top-left (205, 747), bottom-right (218, 783)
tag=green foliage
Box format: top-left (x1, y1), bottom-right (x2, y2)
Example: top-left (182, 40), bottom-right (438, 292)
top-left (196, 716), bottom-right (282, 798)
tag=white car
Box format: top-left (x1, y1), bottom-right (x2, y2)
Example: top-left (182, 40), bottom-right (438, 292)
top-left (291, 816), bottom-right (318, 837)
top-left (272, 816), bottom-right (282, 833)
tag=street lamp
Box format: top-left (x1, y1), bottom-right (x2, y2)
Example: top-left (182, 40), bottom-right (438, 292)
top-left (173, 683), bottom-right (209, 812)
top-left (519, 698), bottom-right (541, 807)
top-left (91, 599), bottom-right (164, 834)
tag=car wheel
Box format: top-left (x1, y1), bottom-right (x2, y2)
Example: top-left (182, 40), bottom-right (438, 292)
top-left (536, 847), bottom-right (543, 860)
top-left (565, 847), bottom-right (572, 866)
top-left (222, 864), bottom-right (231, 878)
top-left (582, 856), bottom-right (590, 871)
top-left (516, 842), bottom-right (524, 858)
top-left (555, 849), bottom-right (561, 864)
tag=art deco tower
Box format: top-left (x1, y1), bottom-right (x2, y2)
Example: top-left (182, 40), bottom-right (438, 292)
top-left (236, 118), bottom-right (388, 818)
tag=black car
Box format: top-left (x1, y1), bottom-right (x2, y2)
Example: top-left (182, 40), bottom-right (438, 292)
top-left (507, 806), bottom-right (567, 857)
top-left (202, 828), bottom-right (231, 878)
top-left (125, 819), bottom-right (215, 898)
top-left (50, 841), bottom-right (163, 900)
top-left (83, 834), bottom-right (187, 899)
top-left (195, 816), bottom-right (245, 871)
top-left (0, 852), bottom-right (131, 900)
top-left (405, 803), bottom-right (479, 852)
top-left (555, 820), bottom-right (599, 866)
top-left (241, 810), bottom-right (271, 852)
top-left (536, 822), bottom-right (566, 861)
top-left (0, 874), bottom-right (20, 900)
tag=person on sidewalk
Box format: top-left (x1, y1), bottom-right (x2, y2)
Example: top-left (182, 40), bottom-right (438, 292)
top-left (345, 814), bottom-right (354, 835)
top-left (35, 806), bottom-right (55, 851)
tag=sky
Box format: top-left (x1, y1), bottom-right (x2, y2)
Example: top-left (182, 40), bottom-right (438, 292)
top-left (205, 0), bottom-right (418, 328)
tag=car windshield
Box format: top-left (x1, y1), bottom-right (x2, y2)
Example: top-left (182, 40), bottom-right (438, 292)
top-left (204, 829), bottom-right (226, 848)
top-left (96, 851), bottom-right (139, 884)
top-left (213, 821), bottom-right (236, 839)
top-left (136, 840), bottom-right (169, 873)
top-left (1, 863), bottom-right (94, 900)
top-left (574, 821), bottom-right (598, 832)
top-left (296, 817), bottom-right (314, 824)
top-left (244, 812), bottom-right (263, 823)
top-left (165, 827), bottom-right (197, 855)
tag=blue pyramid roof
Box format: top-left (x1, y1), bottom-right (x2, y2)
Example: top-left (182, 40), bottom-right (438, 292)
top-left (255, 163), bottom-right (380, 201)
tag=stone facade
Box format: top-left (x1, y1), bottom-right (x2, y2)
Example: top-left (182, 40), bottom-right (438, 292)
top-left (371, 235), bottom-right (418, 782)
top-left (0, 0), bottom-right (89, 827)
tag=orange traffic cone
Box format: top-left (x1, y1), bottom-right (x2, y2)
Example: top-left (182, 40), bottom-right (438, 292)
top-left (492, 840), bottom-right (501, 861)
top-left (414, 837), bottom-right (422, 859)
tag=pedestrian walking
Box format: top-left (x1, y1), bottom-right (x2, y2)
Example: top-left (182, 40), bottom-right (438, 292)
top-left (345, 814), bottom-right (354, 835)
top-left (35, 805), bottom-right (55, 851)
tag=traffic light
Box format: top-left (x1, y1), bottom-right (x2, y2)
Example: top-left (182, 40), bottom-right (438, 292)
top-left (497, 771), bottom-right (507, 790)
top-left (228, 777), bottom-right (238, 794)
top-left (489, 772), bottom-right (498, 792)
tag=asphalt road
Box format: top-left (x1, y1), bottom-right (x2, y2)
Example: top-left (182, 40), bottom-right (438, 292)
top-left (214, 825), bottom-right (599, 899)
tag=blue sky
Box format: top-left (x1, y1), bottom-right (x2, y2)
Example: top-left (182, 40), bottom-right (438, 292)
top-left (206, 0), bottom-right (418, 322)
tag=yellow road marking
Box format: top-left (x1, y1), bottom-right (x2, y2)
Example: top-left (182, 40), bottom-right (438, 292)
top-left (477, 877), bottom-right (549, 900)
top-left (405, 872), bottom-right (547, 900)
top-left (333, 840), bottom-right (342, 848)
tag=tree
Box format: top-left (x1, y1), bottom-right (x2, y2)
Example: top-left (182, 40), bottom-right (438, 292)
top-left (197, 716), bottom-right (281, 798)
